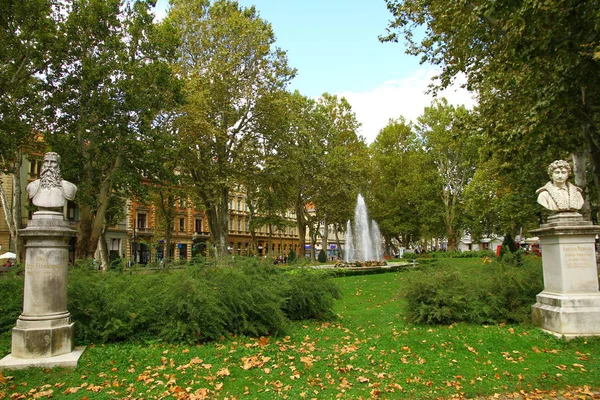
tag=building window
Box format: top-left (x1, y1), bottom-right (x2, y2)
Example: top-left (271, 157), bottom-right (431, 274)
top-left (195, 218), bottom-right (203, 233)
top-left (237, 198), bottom-right (242, 211)
top-left (230, 218), bottom-right (235, 231)
top-left (178, 243), bottom-right (187, 260)
top-left (28, 159), bottom-right (41, 177)
top-left (179, 218), bottom-right (185, 232)
top-left (110, 238), bottom-right (121, 252)
top-left (137, 213), bottom-right (147, 229)
top-left (179, 198), bottom-right (185, 208)
top-left (237, 218), bottom-right (241, 231)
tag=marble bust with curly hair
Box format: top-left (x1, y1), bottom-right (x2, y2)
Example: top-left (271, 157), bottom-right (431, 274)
top-left (536, 160), bottom-right (584, 211)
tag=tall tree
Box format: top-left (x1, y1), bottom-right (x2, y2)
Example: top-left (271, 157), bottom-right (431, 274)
top-left (312, 94), bottom-right (367, 257)
top-left (382, 0), bottom-right (600, 214)
top-left (168, 0), bottom-right (295, 256)
top-left (369, 117), bottom-right (443, 251)
top-left (416, 99), bottom-right (479, 250)
top-left (462, 155), bottom-right (544, 243)
top-left (45, 0), bottom-right (180, 259)
top-left (0, 0), bottom-right (57, 260)
top-left (270, 91), bottom-right (323, 260)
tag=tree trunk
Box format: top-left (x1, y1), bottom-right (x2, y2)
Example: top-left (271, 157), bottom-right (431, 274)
top-left (572, 151), bottom-right (591, 220)
top-left (580, 86), bottom-right (600, 208)
top-left (98, 226), bottom-right (109, 271)
top-left (309, 221), bottom-right (318, 261)
top-left (334, 228), bottom-right (342, 260)
top-left (205, 189), bottom-right (230, 258)
top-left (447, 226), bottom-right (457, 251)
top-left (165, 220), bottom-right (173, 265)
top-left (76, 204), bottom-right (94, 259)
top-left (295, 193), bottom-right (306, 260)
top-left (0, 154), bottom-right (24, 262)
top-left (321, 217), bottom-right (328, 259)
top-left (76, 156), bottom-right (122, 260)
top-left (219, 187), bottom-right (229, 255)
top-left (268, 223), bottom-right (273, 257)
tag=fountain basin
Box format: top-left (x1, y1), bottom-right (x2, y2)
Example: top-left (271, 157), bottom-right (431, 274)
top-left (334, 260), bottom-right (387, 268)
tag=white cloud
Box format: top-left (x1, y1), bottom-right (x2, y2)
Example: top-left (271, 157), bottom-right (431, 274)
top-left (337, 68), bottom-right (477, 144)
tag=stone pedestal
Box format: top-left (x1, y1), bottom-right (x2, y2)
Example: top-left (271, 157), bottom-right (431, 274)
top-left (531, 212), bottom-right (600, 338)
top-left (0, 211), bottom-right (84, 370)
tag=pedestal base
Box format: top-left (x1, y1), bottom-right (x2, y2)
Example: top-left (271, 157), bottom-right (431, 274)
top-left (0, 346), bottom-right (86, 370)
top-left (11, 317), bottom-right (74, 359)
top-left (532, 292), bottom-right (600, 338)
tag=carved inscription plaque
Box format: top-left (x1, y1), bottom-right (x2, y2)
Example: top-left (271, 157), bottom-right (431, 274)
top-left (563, 245), bottom-right (594, 268)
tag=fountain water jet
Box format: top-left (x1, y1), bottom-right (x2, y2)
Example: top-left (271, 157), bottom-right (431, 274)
top-left (343, 194), bottom-right (384, 264)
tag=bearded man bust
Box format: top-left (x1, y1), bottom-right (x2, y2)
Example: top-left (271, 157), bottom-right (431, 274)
top-left (27, 152), bottom-right (77, 210)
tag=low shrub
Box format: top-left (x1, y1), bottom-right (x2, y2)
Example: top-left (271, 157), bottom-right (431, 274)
top-left (205, 264), bottom-right (289, 337)
top-left (154, 270), bottom-right (229, 342)
top-left (63, 259), bottom-right (341, 345)
top-left (404, 269), bottom-right (476, 324)
top-left (409, 250), bottom-right (496, 259)
top-left (403, 256), bottom-right (543, 325)
top-left (0, 268), bottom-right (24, 333)
top-left (283, 270), bottom-right (341, 321)
top-left (68, 267), bottom-right (162, 343)
top-left (287, 249), bottom-right (296, 263)
top-left (318, 249), bottom-right (327, 263)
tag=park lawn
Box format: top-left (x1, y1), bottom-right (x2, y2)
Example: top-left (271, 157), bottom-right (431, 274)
top-left (1, 257), bottom-right (600, 399)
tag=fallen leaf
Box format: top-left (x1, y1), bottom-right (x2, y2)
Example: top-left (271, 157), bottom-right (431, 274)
top-left (32, 390), bottom-right (53, 399)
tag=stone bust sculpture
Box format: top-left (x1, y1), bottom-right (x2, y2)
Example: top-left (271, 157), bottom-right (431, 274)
top-left (26, 152), bottom-right (77, 210)
top-left (536, 159), bottom-right (584, 211)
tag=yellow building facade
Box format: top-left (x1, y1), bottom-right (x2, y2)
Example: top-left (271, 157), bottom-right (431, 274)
top-left (2, 154), bottom-right (331, 264)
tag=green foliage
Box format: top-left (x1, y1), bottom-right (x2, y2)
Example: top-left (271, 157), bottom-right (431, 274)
top-left (317, 249), bottom-right (327, 263)
top-left (57, 259), bottom-right (342, 344)
top-left (68, 266), bottom-right (160, 343)
top-left (287, 249), bottom-right (296, 263)
top-left (404, 256), bottom-right (543, 325)
top-left (45, 0), bottom-right (182, 258)
top-left (369, 118), bottom-right (443, 246)
top-left (5, 261), bottom-right (600, 400)
top-left (382, 0), bottom-right (600, 218)
top-left (405, 268), bottom-right (474, 325)
top-left (282, 270), bottom-right (341, 321)
top-left (206, 264), bottom-right (289, 337)
top-left (0, 269), bottom-right (24, 333)
top-left (500, 234), bottom-right (518, 259)
top-left (410, 250), bottom-right (494, 259)
top-left (169, 0), bottom-right (296, 255)
top-left (155, 270), bottom-right (226, 342)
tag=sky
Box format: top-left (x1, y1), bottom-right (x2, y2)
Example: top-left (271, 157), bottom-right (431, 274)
top-left (154, 0), bottom-right (476, 144)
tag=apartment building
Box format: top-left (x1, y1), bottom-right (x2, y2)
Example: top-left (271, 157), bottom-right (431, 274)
top-left (2, 153), bottom-right (343, 264)
top-left (127, 191), bottom-right (302, 263)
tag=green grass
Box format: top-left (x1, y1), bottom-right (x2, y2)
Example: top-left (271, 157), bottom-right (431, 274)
top-left (2, 257), bottom-right (600, 399)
